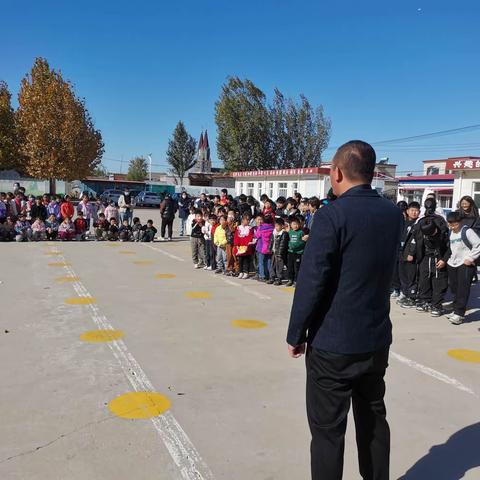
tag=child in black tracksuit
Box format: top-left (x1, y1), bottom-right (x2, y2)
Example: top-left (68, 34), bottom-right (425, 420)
top-left (398, 202), bottom-right (421, 307)
top-left (267, 218), bottom-right (288, 285)
top-left (412, 212), bottom-right (449, 316)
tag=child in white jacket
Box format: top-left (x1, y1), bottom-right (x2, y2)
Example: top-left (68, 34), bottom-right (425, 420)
top-left (446, 211), bottom-right (480, 324)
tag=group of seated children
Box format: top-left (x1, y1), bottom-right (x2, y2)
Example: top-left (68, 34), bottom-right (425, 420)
top-left (188, 195), bottom-right (316, 287)
top-left (1, 214), bottom-right (158, 243)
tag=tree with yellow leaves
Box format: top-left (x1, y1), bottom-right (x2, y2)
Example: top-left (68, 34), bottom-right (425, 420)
top-left (16, 58), bottom-right (104, 191)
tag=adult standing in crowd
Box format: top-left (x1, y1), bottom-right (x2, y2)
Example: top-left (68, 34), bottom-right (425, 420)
top-left (178, 191), bottom-right (191, 236)
top-left (287, 140), bottom-right (403, 480)
top-left (118, 187), bottom-right (134, 225)
top-left (159, 193), bottom-right (177, 241)
top-left (456, 195), bottom-right (479, 228)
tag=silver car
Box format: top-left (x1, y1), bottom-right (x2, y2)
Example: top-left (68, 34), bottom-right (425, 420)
top-left (135, 191), bottom-right (162, 207)
top-left (100, 189), bottom-right (124, 204)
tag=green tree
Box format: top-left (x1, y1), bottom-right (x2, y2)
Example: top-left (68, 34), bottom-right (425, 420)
top-left (273, 93), bottom-right (331, 168)
top-left (92, 163), bottom-right (108, 177)
top-left (0, 81), bottom-right (20, 171)
top-left (127, 156), bottom-right (148, 181)
top-left (166, 121), bottom-right (196, 185)
top-left (16, 58), bottom-right (104, 191)
top-left (215, 77), bottom-right (273, 171)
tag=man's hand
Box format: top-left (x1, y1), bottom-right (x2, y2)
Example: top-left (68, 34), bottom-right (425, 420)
top-left (464, 258), bottom-right (475, 266)
top-left (407, 255), bottom-right (414, 262)
top-left (302, 235), bottom-right (309, 242)
top-left (436, 259), bottom-right (446, 269)
top-left (288, 343), bottom-right (306, 358)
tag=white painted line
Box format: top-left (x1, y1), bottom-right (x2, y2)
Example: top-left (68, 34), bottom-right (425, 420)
top-left (218, 277), bottom-right (241, 288)
top-left (243, 287), bottom-right (271, 300)
top-left (143, 243), bottom-right (186, 262)
top-left (390, 351), bottom-right (478, 398)
top-left (61, 260), bottom-right (213, 479)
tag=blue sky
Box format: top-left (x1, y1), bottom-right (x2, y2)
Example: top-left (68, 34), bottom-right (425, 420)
top-left (2, 0), bottom-right (480, 175)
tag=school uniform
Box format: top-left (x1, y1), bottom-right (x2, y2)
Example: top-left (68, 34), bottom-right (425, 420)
top-left (190, 221), bottom-right (206, 267)
top-left (414, 216), bottom-right (449, 309)
top-left (269, 230), bottom-right (288, 282)
top-left (399, 219), bottom-right (419, 299)
top-left (447, 227), bottom-right (480, 316)
top-left (287, 229), bottom-right (306, 282)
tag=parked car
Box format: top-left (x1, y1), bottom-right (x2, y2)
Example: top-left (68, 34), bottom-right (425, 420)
top-left (100, 189), bottom-right (124, 204)
top-left (135, 191), bottom-right (162, 207)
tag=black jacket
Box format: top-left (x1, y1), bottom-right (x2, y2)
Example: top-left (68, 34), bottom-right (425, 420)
top-left (287, 185), bottom-right (403, 354)
top-left (400, 219), bottom-right (417, 261)
top-left (409, 214), bottom-right (449, 263)
top-left (160, 198), bottom-right (177, 220)
top-left (268, 230), bottom-right (288, 261)
top-left (31, 204), bottom-right (47, 221)
top-left (191, 221), bottom-right (204, 238)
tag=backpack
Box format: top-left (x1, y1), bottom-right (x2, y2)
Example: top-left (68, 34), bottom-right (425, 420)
top-left (460, 226), bottom-right (474, 250)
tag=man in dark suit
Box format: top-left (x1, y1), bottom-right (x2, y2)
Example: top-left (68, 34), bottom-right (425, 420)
top-left (287, 140), bottom-right (403, 480)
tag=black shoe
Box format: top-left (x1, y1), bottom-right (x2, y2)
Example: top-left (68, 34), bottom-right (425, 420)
top-left (431, 307), bottom-right (444, 317)
top-left (399, 298), bottom-right (415, 308)
top-left (285, 281), bottom-right (294, 287)
top-left (266, 279), bottom-right (274, 285)
top-left (273, 280), bottom-right (282, 286)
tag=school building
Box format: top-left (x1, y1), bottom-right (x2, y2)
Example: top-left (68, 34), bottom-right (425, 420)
top-left (232, 166), bottom-right (389, 200)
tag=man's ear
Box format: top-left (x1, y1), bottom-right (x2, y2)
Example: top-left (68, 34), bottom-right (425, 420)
top-left (333, 166), bottom-right (343, 184)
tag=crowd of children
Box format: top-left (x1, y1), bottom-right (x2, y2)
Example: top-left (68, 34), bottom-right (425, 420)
top-left (2, 187), bottom-right (480, 324)
top-left (185, 192), bottom-right (326, 287)
top-left (0, 192), bottom-right (158, 243)
top-left (392, 194), bottom-right (480, 325)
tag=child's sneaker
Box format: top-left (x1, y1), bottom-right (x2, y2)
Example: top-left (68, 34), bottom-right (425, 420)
top-left (448, 314), bottom-right (464, 325)
top-left (206, 266), bottom-right (213, 271)
top-left (194, 264), bottom-right (201, 269)
top-left (396, 292), bottom-right (406, 302)
top-left (203, 265), bottom-right (209, 270)
top-left (415, 302), bottom-right (426, 312)
top-left (285, 281), bottom-right (294, 287)
top-left (430, 307), bottom-right (444, 317)
top-left (390, 290), bottom-right (400, 299)
top-left (273, 280), bottom-right (282, 286)
top-left (214, 269), bottom-right (223, 274)
top-left (399, 298), bottom-right (416, 308)
top-left (266, 279), bottom-right (275, 285)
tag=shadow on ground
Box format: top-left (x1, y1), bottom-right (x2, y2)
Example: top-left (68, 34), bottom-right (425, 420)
top-left (398, 423), bottom-right (480, 479)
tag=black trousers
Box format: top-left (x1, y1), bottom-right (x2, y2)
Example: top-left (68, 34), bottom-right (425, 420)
top-left (161, 218), bottom-right (173, 239)
top-left (417, 256), bottom-right (448, 308)
top-left (238, 255), bottom-right (253, 274)
top-left (448, 264), bottom-right (476, 316)
top-left (399, 260), bottom-right (417, 298)
top-left (306, 347), bottom-right (390, 480)
top-left (287, 252), bottom-right (302, 282)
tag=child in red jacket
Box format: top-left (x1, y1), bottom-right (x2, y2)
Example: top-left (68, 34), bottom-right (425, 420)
top-left (234, 213), bottom-right (255, 279)
top-left (74, 211), bottom-right (88, 241)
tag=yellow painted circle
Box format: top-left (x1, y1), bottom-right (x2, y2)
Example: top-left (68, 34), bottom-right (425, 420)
top-left (281, 287), bottom-right (295, 293)
top-left (119, 250), bottom-right (136, 255)
top-left (44, 251), bottom-right (62, 256)
top-left (133, 260), bottom-right (154, 265)
top-left (80, 330), bottom-right (124, 343)
top-left (55, 276), bottom-right (79, 283)
top-left (65, 297), bottom-right (97, 305)
top-left (105, 243), bottom-right (121, 247)
top-left (448, 349), bottom-right (480, 363)
top-left (48, 262), bottom-right (71, 267)
top-left (231, 319), bottom-right (268, 329)
top-left (185, 291), bottom-right (212, 299)
top-left (108, 392), bottom-right (171, 419)
top-left (155, 273), bottom-right (176, 279)
top-left (46, 242), bottom-right (56, 246)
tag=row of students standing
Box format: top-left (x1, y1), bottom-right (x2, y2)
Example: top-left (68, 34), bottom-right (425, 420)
top-left (187, 194), bottom-right (325, 286)
top-left (393, 194), bottom-right (480, 325)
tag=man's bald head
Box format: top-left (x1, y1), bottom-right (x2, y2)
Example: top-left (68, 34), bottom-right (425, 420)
top-left (332, 140), bottom-right (376, 184)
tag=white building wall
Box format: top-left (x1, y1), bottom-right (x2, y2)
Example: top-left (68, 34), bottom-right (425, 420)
top-left (423, 162), bottom-right (447, 175)
top-left (453, 171), bottom-right (480, 207)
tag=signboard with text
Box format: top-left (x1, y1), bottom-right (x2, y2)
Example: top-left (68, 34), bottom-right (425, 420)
top-left (446, 158), bottom-right (480, 170)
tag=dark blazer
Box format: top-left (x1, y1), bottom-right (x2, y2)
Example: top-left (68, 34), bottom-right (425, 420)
top-left (287, 184), bottom-right (404, 354)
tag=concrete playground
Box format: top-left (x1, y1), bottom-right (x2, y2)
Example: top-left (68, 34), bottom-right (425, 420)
top-left (0, 211), bottom-right (479, 479)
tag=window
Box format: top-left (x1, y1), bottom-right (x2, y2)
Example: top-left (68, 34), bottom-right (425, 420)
top-left (247, 182), bottom-right (254, 196)
top-left (426, 166), bottom-right (440, 175)
top-left (258, 182), bottom-right (263, 196)
top-left (268, 182), bottom-right (274, 199)
top-left (292, 182), bottom-right (298, 195)
top-left (473, 182), bottom-right (480, 207)
top-left (239, 182), bottom-right (243, 194)
top-left (278, 182), bottom-right (288, 197)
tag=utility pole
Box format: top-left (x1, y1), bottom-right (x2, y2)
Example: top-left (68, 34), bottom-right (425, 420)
top-left (148, 153), bottom-right (152, 181)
